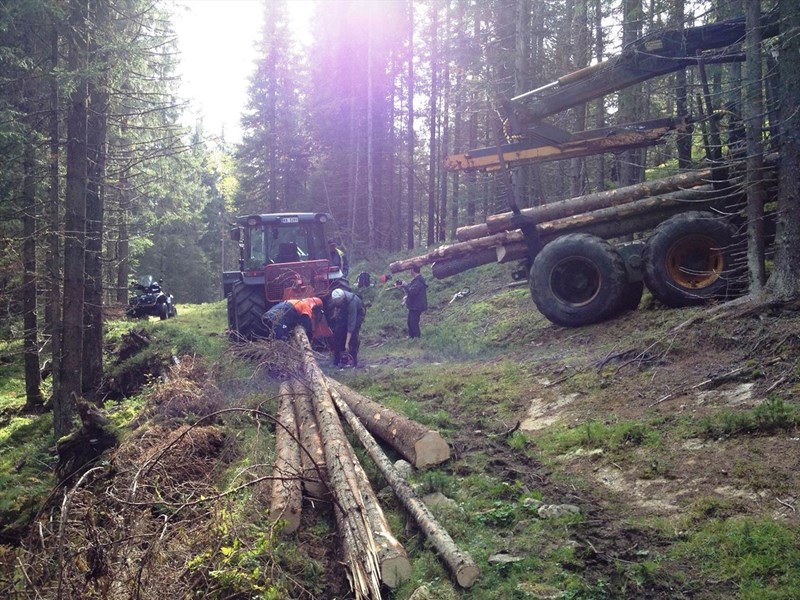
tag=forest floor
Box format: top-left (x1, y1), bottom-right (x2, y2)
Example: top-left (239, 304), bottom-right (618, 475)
top-left (1, 265), bottom-right (799, 599)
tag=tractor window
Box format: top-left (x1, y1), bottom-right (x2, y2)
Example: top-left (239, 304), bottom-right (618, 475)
top-left (244, 226), bottom-right (266, 270)
top-left (266, 224), bottom-right (310, 263)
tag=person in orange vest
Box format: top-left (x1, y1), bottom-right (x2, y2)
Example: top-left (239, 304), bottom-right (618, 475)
top-left (263, 297), bottom-right (328, 341)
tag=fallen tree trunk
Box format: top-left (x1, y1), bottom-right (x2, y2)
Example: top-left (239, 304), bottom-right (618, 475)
top-left (326, 378), bottom-right (450, 469)
top-left (329, 385), bottom-right (480, 588)
top-left (456, 167), bottom-right (721, 241)
top-left (269, 382), bottom-right (302, 534)
top-left (290, 379), bottom-right (328, 500)
top-left (292, 328), bottom-right (411, 591)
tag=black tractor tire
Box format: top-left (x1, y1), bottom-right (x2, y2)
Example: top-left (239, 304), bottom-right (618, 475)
top-left (642, 211), bottom-right (739, 307)
top-left (230, 281), bottom-right (268, 340)
top-left (616, 280), bottom-right (645, 313)
top-left (530, 233), bottom-right (629, 327)
top-left (159, 302), bottom-right (169, 320)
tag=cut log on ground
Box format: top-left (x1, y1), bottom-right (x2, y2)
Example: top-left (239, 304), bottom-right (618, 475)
top-left (290, 378), bottom-right (329, 500)
top-left (329, 385), bottom-right (480, 588)
top-left (292, 328), bottom-right (411, 592)
top-left (269, 382), bottom-right (302, 534)
top-left (327, 378), bottom-right (450, 469)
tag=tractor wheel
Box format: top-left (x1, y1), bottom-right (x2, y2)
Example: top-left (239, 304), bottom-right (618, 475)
top-left (615, 280), bottom-right (645, 314)
top-left (530, 233), bottom-right (628, 327)
top-left (230, 281), bottom-right (268, 340)
top-left (642, 211), bottom-right (739, 307)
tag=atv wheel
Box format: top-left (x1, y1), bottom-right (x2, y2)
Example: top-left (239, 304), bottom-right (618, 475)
top-left (168, 304), bottom-right (177, 318)
top-left (643, 211), bottom-right (739, 307)
top-left (530, 233), bottom-right (628, 327)
top-left (230, 280), bottom-right (268, 340)
top-left (159, 302), bottom-right (169, 320)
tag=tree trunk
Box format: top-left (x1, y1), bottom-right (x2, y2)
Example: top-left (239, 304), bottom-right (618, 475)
top-left (83, 27), bottom-right (109, 395)
top-left (744, 0), bottom-right (767, 291)
top-left (427, 3), bottom-right (439, 246)
top-left (22, 139), bottom-right (43, 412)
top-left (269, 381), bottom-right (302, 534)
top-left (292, 329), bottom-right (410, 590)
top-left (46, 22), bottom-right (62, 408)
top-left (367, 15), bottom-right (376, 248)
top-left (764, 0), bottom-right (800, 300)
top-left (329, 385), bottom-right (479, 588)
top-left (456, 165), bottom-right (720, 241)
top-left (326, 378), bottom-right (450, 468)
top-left (290, 379), bottom-right (328, 500)
top-left (406, 0), bottom-right (415, 251)
top-left (402, 183), bottom-right (748, 277)
top-left (56, 0), bottom-right (90, 438)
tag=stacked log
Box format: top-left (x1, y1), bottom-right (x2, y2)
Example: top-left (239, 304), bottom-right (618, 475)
top-left (326, 378), bottom-right (450, 469)
top-left (390, 155), bottom-right (776, 279)
top-left (268, 382), bottom-right (302, 534)
top-left (328, 385), bottom-right (480, 588)
top-left (266, 329), bottom-right (475, 595)
top-left (292, 328), bottom-right (410, 593)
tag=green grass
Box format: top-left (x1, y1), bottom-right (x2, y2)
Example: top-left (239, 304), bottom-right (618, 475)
top-left (694, 396), bottom-right (800, 439)
top-left (671, 517), bottom-right (800, 599)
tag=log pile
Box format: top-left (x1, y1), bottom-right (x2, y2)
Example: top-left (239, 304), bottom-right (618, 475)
top-left (266, 329), bottom-right (476, 597)
top-left (388, 164), bottom-right (759, 279)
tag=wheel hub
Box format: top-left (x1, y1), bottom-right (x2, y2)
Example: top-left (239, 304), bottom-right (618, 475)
top-left (666, 234), bottom-right (724, 289)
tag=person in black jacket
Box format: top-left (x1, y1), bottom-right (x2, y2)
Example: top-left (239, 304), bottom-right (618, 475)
top-left (402, 265), bottom-right (427, 338)
top-left (329, 288), bottom-right (365, 367)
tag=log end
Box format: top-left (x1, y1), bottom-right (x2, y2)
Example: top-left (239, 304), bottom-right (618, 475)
top-left (456, 563), bottom-right (480, 588)
top-left (414, 431), bottom-right (451, 469)
top-left (381, 555), bottom-right (412, 588)
top-left (269, 503), bottom-right (301, 535)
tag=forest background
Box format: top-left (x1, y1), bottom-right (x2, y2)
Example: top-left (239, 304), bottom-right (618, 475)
top-left (1, 0), bottom-right (799, 438)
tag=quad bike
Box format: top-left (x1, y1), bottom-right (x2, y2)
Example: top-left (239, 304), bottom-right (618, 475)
top-left (126, 275), bottom-right (177, 320)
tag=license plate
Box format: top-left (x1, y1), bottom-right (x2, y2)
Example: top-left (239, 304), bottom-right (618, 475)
top-left (280, 217), bottom-right (299, 223)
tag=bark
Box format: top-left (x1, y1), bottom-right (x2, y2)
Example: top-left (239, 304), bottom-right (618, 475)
top-left (326, 378), bottom-right (450, 469)
top-left (329, 385), bottom-right (479, 588)
top-left (290, 379), bottom-right (328, 500)
top-left (424, 184), bottom-right (750, 278)
top-left (46, 22), bottom-right (61, 407)
top-left (765, 0), bottom-right (800, 299)
top-left (292, 329), bottom-right (410, 590)
top-left (744, 0), bottom-right (767, 290)
top-left (269, 382), bottom-right (302, 534)
top-left (392, 178), bottom-right (742, 274)
top-left (56, 0), bottom-right (90, 438)
top-left (83, 34), bottom-right (109, 395)
top-left (427, 4), bottom-right (438, 246)
top-left (22, 140), bottom-right (43, 412)
top-left (477, 166), bottom-right (718, 239)
top-left (406, 0), bottom-right (415, 250)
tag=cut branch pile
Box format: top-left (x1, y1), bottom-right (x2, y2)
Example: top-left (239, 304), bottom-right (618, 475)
top-left (263, 329), bottom-right (476, 598)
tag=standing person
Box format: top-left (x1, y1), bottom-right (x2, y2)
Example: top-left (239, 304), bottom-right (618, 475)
top-left (329, 288), bottom-right (365, 367)
top-left (328, 239), bottom-right (349, 277)
top-left (402, 265), bottom-right (428, 338)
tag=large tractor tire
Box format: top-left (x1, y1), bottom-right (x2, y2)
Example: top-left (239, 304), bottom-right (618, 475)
top-left (530, 233), bottom-right (629, 327)
top-left (642, 211), bottom-right (739, 307)
top-left (230, 281), bottom-right (268, 340)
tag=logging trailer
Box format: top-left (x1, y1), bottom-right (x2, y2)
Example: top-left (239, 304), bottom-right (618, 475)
top-left (223, 212), bottom-right (349, 339)
top-left (391, 11), bottom-right (779, 327)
